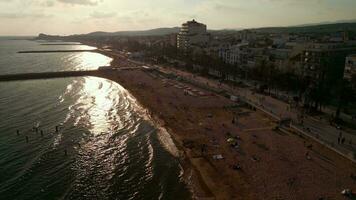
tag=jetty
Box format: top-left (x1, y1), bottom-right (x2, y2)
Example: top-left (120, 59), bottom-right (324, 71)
top-left (40, 44), bottom-right (83, 46)
top-left (0, 66), bottom-right (146, 82)
top-left (18, 50), bottom-right (96, 54)
top-left (0, 70), bottom-right (100, 82)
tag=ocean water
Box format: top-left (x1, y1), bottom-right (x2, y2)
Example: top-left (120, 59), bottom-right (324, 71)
top-left (0, 37), bottom-right (191, 200)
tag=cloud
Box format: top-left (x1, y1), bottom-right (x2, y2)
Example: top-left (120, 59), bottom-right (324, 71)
top-left (42, 0), bottom-right (55, 7)
top-left (260, 0), bottom-right (325, 6)
top-left (57, 0), bottom-right (102, 6)
top-left (0, 12), bottom-right (53, 19)
top-left (213, 3), bottom-right (243, 12)
top-left (90, 11), bottom-right (116, 18)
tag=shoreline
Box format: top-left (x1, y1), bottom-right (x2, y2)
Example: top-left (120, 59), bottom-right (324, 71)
top-left (2, 40), bottom-right (219, 198)
top-left (98, 55), bottom-right (219, 199)
top-left (95, 49), bottom-right (238, 199)
top-left (145, 104), bottom-right (215, 199)
top-left (102, 72), bottom-right (236, 199)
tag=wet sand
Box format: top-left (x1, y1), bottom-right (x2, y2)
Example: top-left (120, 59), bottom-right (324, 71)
top-left (95, 51), bottom-right (356, 200)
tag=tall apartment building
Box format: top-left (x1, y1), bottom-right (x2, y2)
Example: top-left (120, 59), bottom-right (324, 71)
top-left (177, 20), bottom-right (209, 51)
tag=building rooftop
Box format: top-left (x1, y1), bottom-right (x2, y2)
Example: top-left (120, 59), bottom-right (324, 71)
top-left (183, 19), bottom-right (205, 26)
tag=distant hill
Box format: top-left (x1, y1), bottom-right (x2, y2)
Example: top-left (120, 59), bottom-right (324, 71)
top-left (251, 22), bottom-right (356, 34)
top-left (208, 29), bottom-right (242, 35)
top-left (84, 27), bottom-right (243, 37)
top-left (85, 27), bottom-right (181, 37)
top-left (295, 19), bottom-right (356, 27)
top-left (73, 22), bottom-right (356, 37)
top-left (36, 27), bottom-right (244, 40)
top-left (36, 22), bottom-right (356, 41)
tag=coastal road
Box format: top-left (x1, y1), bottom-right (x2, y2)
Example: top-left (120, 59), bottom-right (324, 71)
top-left (236, 86), bottom-right (356, 160)
top-left (235, 88), bottom-right (356, 157)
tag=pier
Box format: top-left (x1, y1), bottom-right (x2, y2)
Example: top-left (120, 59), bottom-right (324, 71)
top-left (2, 48), bottom-right (118, 82)
top-left (0, 70), bottom-right (103, 82)
top-left (0, 67), bottom-right (144, 82)
top-left (18, 50), bottom-right (96, 54)
top-left (40, 44), bottom-right (83, 46)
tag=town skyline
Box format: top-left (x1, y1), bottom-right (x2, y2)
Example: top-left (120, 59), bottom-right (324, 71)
top-left (1, 0), bottom-right (356, 36)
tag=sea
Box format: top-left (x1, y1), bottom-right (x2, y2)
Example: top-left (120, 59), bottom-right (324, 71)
top-left (0, 37), bottom-right (191, 200)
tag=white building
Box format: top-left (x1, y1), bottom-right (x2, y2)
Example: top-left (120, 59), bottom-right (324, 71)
top-left (269, 42), bottom-right (309, 73)
top-left (344, 55), bottom-right (356, 80)
top-left (219, 43), bottom-right (249, 65)
top-left (177, 20), bottom-right (209, 51)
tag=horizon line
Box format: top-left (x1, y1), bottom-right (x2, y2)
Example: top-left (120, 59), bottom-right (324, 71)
top-left (1, 20), bottom-right (356, 37)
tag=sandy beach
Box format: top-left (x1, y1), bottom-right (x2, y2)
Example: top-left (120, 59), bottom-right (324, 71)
top-left (93, 49), bottom-right (356, 200)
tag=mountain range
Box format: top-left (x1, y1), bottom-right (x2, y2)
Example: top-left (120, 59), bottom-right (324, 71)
top-left (37, 21), bottom-right (356, 39)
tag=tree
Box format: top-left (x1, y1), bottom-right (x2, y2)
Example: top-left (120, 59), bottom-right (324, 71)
top-left (266, 63), bottom-right (278, 94)
top-left (250, 60), bottom-right (268, 81)
top-left (335, 79), bottom-right (356, 119)
top-left (351, 74), bottom-right (356, 89)
top-left (302, 51), bottom-right (346, 112)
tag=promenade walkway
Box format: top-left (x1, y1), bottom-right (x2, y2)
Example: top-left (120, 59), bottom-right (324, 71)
top-left (241, 90), bottom-right (356, 162)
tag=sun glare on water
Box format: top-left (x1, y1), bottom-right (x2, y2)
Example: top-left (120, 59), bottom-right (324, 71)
top-left (74, 52), bottom-right (112, 70)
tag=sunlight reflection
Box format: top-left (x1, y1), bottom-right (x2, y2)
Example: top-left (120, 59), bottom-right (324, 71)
top-left (78, 77), bottom-right (119, 134)
top-left (74, 45), bottom-right (96, 51)
top-left (74, 52), bottom-right (112, 70)
top-left (61, 75), bottom-right (180, 158)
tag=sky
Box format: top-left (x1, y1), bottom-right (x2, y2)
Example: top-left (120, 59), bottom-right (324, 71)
top-left (0, 0), bottom-right (356, 36)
